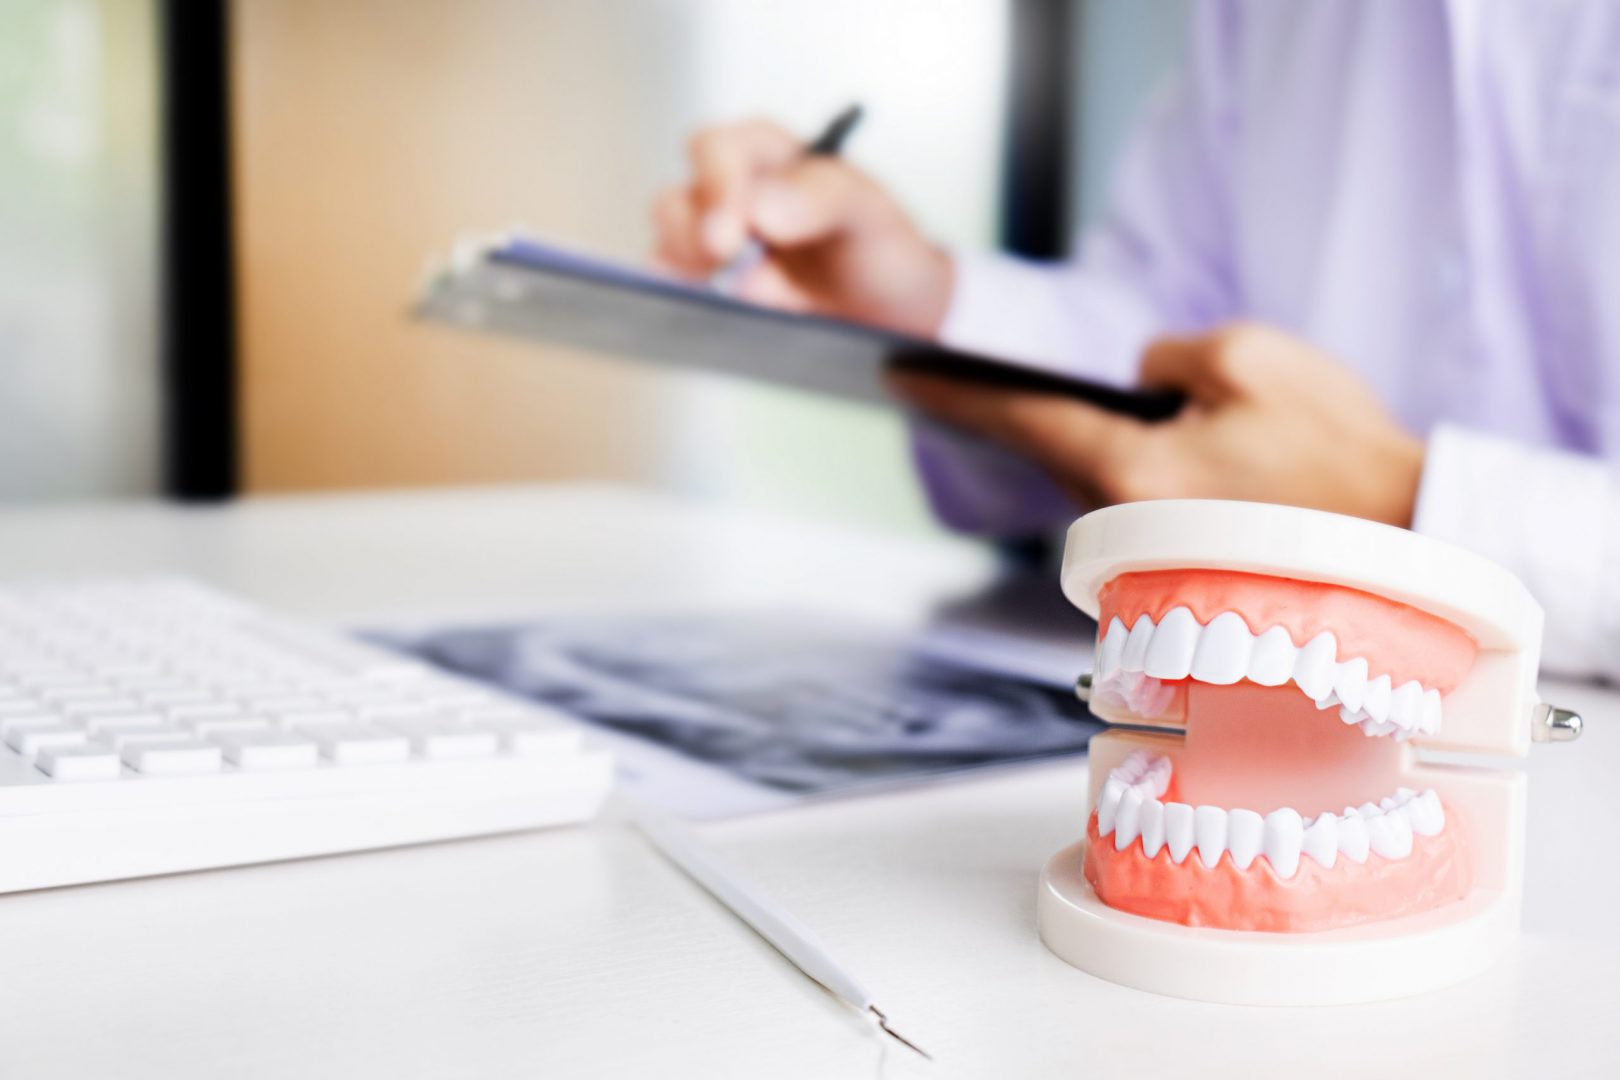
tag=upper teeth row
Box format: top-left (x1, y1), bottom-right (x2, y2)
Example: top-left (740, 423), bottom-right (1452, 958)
top-left (1095, 610), bottom-right (1442, 738)
top-left (1096, 752), bottom-right (1445, 877)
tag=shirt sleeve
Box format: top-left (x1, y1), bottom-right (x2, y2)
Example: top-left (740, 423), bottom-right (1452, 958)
top-left (914, 0), bottom-right (1243, 535)
top-left (1412, 424), bottom-right (1620, 680)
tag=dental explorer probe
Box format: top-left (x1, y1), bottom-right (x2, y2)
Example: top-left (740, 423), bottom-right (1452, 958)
top-left (629, 803), bottom-right (932, 1061)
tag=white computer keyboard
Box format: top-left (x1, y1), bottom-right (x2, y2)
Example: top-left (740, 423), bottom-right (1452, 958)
top-left (0, 578), bottom-right (612, 893)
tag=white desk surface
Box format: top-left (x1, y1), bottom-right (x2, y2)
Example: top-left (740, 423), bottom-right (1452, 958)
top-left (0, 484), bottom-right (1612, 1079)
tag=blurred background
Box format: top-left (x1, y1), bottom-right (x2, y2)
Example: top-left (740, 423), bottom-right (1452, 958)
top-left (0, 0), bottom-right (1186, 534)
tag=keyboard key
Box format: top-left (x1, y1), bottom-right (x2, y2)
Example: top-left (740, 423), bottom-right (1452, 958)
top-left (242, 694), bottom-right (319, 711)
top-left (97, 725), bottom-right (191, 750)
top-left (382, 717), bottom-right (498, 760)
top-left (325, 686), bottom-right (406, 706)
top-left (4, 668), bottom-right (76, 686)
top-left (80, 711), bottom-right (167, 734)
top-left (308, 724), bottom-right (410, 765)
top-left (0, 712), bottom-right (59, 736)
top-left (141, 688), bottom-right (216, 707)
top-left (113, 675), bottom-right (183, 694)
top-left (121, 740), bottom-right (222, 775)
top-left (211, 730), bottom-right (319, 771)
top-left (98, 661), bottom-right (165, 679)
top-left (5, 722), bottom-right (89, 755)
top-left (454, 706), bottom-right (530, 723)
top-left (360, 702), bottom-right (436, 722)
top-left (164, 702), bottom-right (241, 722)
top-left (271, 708), bottom-right (352, 730)
top-left (184, 716), bottom-right (273, 738)
top-left (423, 689), bottom-right (497, 709)
top-left (470, 714), bottom-right (581, 756)
top-left (35, 685), bottom-right (114, 703)
top-left (59, 697), bottom-right (141, 716)
top-left (36, 744), bottom-right (123, 782)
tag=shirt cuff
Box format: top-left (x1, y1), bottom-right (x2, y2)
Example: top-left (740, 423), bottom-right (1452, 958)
top-left (936, 250), bottom-right (1084, 374)
top-left (1412, 423), bottom-right (1620, 679)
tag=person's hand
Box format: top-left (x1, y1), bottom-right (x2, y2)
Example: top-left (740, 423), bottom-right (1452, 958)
top-left (651, 118), bottom-right (953, 337)
top-left (889, 323), bottom-right (1426, 527)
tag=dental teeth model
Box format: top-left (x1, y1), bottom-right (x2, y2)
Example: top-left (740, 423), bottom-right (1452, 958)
top-left (1037, 500), bottom-right (1581, 1006)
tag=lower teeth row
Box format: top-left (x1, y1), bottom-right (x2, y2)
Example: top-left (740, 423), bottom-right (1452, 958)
top-left (1096, 752), bottom-right (1445, 877)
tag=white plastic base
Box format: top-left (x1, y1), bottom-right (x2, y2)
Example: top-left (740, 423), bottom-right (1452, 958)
top-left (1038, 842), bottom-right (1519, 1005)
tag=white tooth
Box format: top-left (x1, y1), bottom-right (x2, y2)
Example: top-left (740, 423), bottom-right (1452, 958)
top-left (1407, 790), bottom-right (1445, 835)
top-left (1420, 689), bottom-right (1443, 734)
top-left (1247, 626), bottom-right (1297, 686)
top-left (1140, 755), bottom-right (1172, 798)
top-left (1379, 796), bottom-right (1399, 812)
top-left (1337, 812), bottom-right (1370, 863)
top-left (1301, 812), bottom-right (1339, 869)
top-left (1390, 680), bottom-right (1424, 729)
top-left (1143, 607), bottom-right (1199, 681)
top-left (1194, 805), bottom-right (1227, 868)
top-left (1315, 689), bottom-right (1341, 712)
top-left (1121, 614), bottom-right (1155, 673)
top-left (1333, 657), bottom-right (1369, 713)
top-left (1115, 750), bottom-right (1150, 784)
top-left (1114, 786), bottom-right (1145, 851)
top-left (1339, 706), bottom-right (1361, 727)
top-left (1125, 674), bottom-right (1176, 716)
top-left (1359, 718), bottom-right (1399, 738)
top-left (1225, 808), bottom-right (1263, 870)
top-left (1139, 798), bottom-right (1166, 858)
top-left (1292, 632), bottom-right (1339, 701)
top-left (1190, 612), bottom-right (1253, 685)
top-left (1164, 803), bottom-right (1196, 864)
top-left (1357, 802), bottom-right (1381, 819)
top-left (1263, 807), bottom-right (1304, 878)
top-left (1121, 676), bottom-right (1159, 718)
top-left (1096, 777), bottom-right (1127, 835)
top-left (1362, 673), bottom-right (1392, 724)
top-left (1395, 787), bottom-right (1417, 804)
top-left (1367, 806), bottom-right (1414, 859)
top-left (1096, 617), bottom-right (1128, 680)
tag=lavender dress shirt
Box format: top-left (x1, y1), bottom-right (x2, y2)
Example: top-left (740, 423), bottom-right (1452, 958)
top-left (920, 0), bottom-right (1620, 677)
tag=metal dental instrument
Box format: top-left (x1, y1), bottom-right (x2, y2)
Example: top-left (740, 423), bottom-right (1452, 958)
top-left (630, 804), bottom-right (932, 1062)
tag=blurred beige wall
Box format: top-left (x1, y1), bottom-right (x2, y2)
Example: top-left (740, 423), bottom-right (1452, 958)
top-left (232, 0), bottom-right (694, 492)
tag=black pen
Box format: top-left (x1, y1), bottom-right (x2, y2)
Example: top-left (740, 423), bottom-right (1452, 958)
top-left (710, 103), bottom-right (865, 294)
